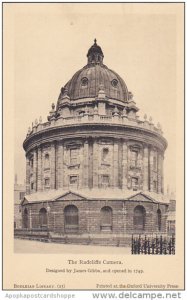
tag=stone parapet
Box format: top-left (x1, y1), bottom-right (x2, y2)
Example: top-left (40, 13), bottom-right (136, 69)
top-left (26, 113), bottom-right (163, 138)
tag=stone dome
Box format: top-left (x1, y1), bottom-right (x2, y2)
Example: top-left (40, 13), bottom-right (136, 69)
top-left (58, 40), bottom-right (129, 102)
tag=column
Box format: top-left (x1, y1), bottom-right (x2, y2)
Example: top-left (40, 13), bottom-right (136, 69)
top-left (118, 141), bottom-right (123, 189)
top-left (157, 152), bottom-right (162, 193)
top-left (93, 139), bottom-right (99, 188)
top-left (56, 142), bottom-right (64, 189)
top-left (50, 142), bottom-right (56, 189)
top-left (143, 145), bottom-right (149, 191)
top-left (37, 147), bottom-right (42, 191)
top-left (26, 156), bottom-right (30, 194)
top-left (122, 141), bottom-right (128, 189)
top-left (113, 141), bottom-right (119, 188)
top-left (138, 149), bottom-right (143, 189)
top-left (29, 209), bottom-right (32, 229)
top-left (161, 155), bottom-right (164, 194)
top-left (63, 145), bottom-right (68, 188)
top-left (127, 145), bottom-right (131, 189)
top-left (79, 145), bottom-right (83, 188)
top-left (83, 140), bottom-right (89, 188)
top-left (33, 150), bottom-right (37, 192)
top-left (149, 147), bottom-right (154, 192)
top-left (88, 140), bottom-right (93, 189)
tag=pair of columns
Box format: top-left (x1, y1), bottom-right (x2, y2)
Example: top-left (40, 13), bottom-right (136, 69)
top-left (26, 141), bottom-right (164, 194)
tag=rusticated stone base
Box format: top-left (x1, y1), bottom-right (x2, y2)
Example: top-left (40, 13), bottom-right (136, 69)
top-left (21, 194), bottom-right (169, 242)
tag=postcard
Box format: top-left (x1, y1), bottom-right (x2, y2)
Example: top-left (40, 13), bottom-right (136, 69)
top-left (3, 2), bottom-right (184, 291)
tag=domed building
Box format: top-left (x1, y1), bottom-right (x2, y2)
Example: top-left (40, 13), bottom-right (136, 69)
top-left (21, 40), bottom-right (169, 246)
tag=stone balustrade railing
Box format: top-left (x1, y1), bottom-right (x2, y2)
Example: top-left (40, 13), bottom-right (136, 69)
top-left (27, 113), bottom-right (163, 137)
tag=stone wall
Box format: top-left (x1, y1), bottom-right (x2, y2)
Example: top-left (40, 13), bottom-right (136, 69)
top-left (22, 200), bottom-right (168, 235)
top-left (25, 138), bottom-right (164, 194)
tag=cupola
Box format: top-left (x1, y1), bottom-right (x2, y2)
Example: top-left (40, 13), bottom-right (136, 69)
top-left (87, 39), bottom-right (104, 65)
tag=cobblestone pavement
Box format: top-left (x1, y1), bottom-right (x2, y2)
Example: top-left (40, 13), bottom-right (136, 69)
top-left (14, 239), bottom-right (131, 254)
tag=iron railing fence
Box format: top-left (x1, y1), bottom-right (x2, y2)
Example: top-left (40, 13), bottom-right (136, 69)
top-left (131, 234), bottom-right (175, 255)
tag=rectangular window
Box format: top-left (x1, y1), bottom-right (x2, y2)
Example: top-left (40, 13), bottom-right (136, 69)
top-left (102, 148), bottom-right (109, 162)
top-left (44, 178), bottom-right (50, 187)
top-left (19, 192), bottom-right (25, 200)
top-left (131, 150), bottom-right (138, 167)
top-left (30, 158), bottom-right (34, 168)
top-left (70, 148), bottom-right (79, 165)
top-left (132, 177), bottom-right (138, 190)
top-left (153, 180), bottom-right (157, 192)
top-left (31, 182), bottom-right (34, 190)
top-left (69, 175), bottom-right (79, 187)
top-left (153, 156), bottom-right (157, 171)
top-left (101, 175), bottom-right (110, 187)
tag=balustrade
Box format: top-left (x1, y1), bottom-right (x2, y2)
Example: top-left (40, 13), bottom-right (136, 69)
top-left (27, 114), bottom-right (162, 137)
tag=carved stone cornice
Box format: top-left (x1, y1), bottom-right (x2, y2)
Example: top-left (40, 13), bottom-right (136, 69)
top-left (23, 123), bottom-right (167, 155)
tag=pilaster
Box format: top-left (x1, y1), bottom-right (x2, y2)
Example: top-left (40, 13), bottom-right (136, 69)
top-left (26, 156), bottom-right (30, 194)
top-left (83, 140), bottom-right (89, 188)
top-left (50, 142), bottom-right (56, 189)
top-left (149, 147), bottom-right (154, 192)
top-left (113, 141), bottom-right (119, 188)
top-left (157, 152), bottom-right (162, 193)
top-left (33, 150), bottom-right (37, 192)
top-left (56, 142), bottom-right (64, 189)
top-left (37, 147), bottom-right (42, 191)
top-left (161, 155), bottom-right (164, 194)
top-left (143, 145), bottom-right (149, 191)
top-left (93, 139), bottom-right (99, 187)
top-left (88, 139), bottom-right (93, 189)
top-left (122, 141), bottom-right (128, 189)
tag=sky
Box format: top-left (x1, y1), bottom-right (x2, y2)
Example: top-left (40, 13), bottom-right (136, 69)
top-left (7, 3), bottom-right (183, 193)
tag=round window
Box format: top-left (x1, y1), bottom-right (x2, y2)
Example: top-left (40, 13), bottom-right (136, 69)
top-left (111, 79), bottom-right (118, 87)
top-left (81, 77), bottom-right (88, 86)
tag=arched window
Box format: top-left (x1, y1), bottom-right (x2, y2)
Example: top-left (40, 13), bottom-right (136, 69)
top-left (133, 206), bottom-right (146, 231)
top-left (157, 209), bottom-right (162, 231)
top-left (44, 153), bottom-right (50, 169)
top-left (39, 208), bottom-right (48, 228)
top-left (100, 206), bottom-right (112, 231)
top-left (64, 205), bottom-right (79, 233)
top-left (23, 208), bottom-right (29, 229)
